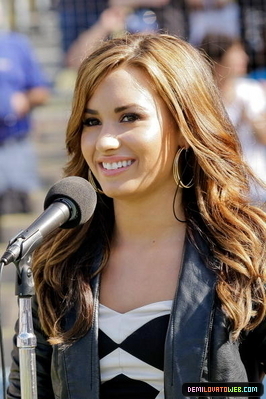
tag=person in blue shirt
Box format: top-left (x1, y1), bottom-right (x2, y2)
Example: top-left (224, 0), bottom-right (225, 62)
top-left (0, 5), bottom-right (50, 216)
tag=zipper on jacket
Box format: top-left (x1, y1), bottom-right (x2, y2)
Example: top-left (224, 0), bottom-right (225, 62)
top-left (169, 236), bottom-right (187, 386)
top-left (90, 273), bottom-right (100, 391)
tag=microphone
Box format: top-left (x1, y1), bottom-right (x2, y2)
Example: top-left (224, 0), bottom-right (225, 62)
top-left (0, 176), bottom-right (97, 266)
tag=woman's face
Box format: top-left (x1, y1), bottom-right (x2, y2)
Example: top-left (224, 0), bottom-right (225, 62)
top-left (221, 43), bottom-right (249, 77)
top-left (81, 65), bottom-right (182, 200)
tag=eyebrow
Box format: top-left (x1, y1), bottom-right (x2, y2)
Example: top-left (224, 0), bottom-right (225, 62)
top-left (84, 104), bottom-right (147, 114)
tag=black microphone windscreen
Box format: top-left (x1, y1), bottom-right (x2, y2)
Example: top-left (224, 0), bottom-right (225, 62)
top-left (43, 176), bottom-right (97, 228)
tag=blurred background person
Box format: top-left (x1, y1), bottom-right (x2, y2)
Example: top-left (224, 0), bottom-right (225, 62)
top-left (109, 0), bottom-right (184, 37)
top-left (51, 0), bottom-right (109, 56)
top-left (0, 0), bottom-right (50, 217)
top-left (65, 5), bottom-right (128, 69)
top-left (52, 0), bottom-right (186, 70)
top-left (199, 33), bottom-right (266, 205)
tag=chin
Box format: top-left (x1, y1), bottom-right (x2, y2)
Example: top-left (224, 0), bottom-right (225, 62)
top-left (102, 185), bottom-right (131, 198)
top-left (102, 184), bottom-right (140, 200)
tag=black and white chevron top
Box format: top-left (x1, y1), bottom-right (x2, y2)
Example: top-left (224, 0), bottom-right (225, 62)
top-left (98, 300), bottom-right (172, 399)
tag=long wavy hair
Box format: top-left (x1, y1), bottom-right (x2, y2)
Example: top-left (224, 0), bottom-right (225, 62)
top-left (33, 33), bottom-right (266, 345)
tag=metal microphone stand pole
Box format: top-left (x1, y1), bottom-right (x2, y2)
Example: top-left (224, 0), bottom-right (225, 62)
top-left (15, 253), bottom-right (37, 399)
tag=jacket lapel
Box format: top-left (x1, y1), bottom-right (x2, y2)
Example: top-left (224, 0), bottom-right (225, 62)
top-left (59, 266), bottom-right (101, 399)
top-left (164, 235), bottom-right (217, 399)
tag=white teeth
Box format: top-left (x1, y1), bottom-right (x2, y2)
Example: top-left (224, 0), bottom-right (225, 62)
top-left (102, 160), bottom-right (132, 170)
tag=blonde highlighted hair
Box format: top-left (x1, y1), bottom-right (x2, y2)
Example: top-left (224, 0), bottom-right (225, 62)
top-left (33, 33), bottom-right (266, 344)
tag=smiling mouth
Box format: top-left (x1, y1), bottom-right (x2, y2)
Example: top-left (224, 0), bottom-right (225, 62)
top-left (102, 160), bottom-right (133, 170)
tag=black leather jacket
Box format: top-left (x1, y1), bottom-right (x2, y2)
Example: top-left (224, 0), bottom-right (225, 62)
top-left (7, 236), bottom-right (266, 399)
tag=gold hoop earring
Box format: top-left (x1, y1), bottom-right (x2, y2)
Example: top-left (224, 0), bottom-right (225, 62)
top-left (173, 147), bottom-right (194, 189)
top-left (88, 169), bottom-right (104, 194)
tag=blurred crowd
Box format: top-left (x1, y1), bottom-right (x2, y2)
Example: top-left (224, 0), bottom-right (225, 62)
top-left (48, 0), bottom-right (266, 73)
top-left (0, 0), bottom-right (266, 224)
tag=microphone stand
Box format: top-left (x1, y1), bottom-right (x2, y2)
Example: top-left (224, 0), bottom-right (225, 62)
top-left (15, 253), bottom-right (37, 399)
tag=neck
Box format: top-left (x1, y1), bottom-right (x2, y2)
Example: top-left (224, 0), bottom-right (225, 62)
top-left (112, 187), bottom-right (186, 247)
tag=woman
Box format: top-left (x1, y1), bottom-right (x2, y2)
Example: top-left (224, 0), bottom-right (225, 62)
top-left (7, 33), bottom-right (266, 399)
top-left (199, 33), bottom-right (266, 204)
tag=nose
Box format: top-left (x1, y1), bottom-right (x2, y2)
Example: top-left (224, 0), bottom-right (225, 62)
top-left (96, 125), bottom-right (121, 152)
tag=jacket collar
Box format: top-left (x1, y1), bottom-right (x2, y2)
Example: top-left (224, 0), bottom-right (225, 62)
top-left (164, 234), bottom-right (217, 398)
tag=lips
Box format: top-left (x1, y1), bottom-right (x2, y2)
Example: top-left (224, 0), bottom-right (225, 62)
top-left (102, 160), bottom-right (133, 170)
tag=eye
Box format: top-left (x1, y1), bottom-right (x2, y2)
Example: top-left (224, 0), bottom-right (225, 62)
top-left (83, 118), bottom-right (101, 127)
top-left (121, 113), bottom-right (140, 123)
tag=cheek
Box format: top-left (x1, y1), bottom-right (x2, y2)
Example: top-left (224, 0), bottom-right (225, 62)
top-left (138, 130), bottom-right (164, 167)
top-left (80, 132), bottom-right (93, 163)
top-left (138, 122), bottom-right (177, 166)
top-left (137, 122), bottom-right (164, 147)
top-left (142, 130), bottom-right (171, 171)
